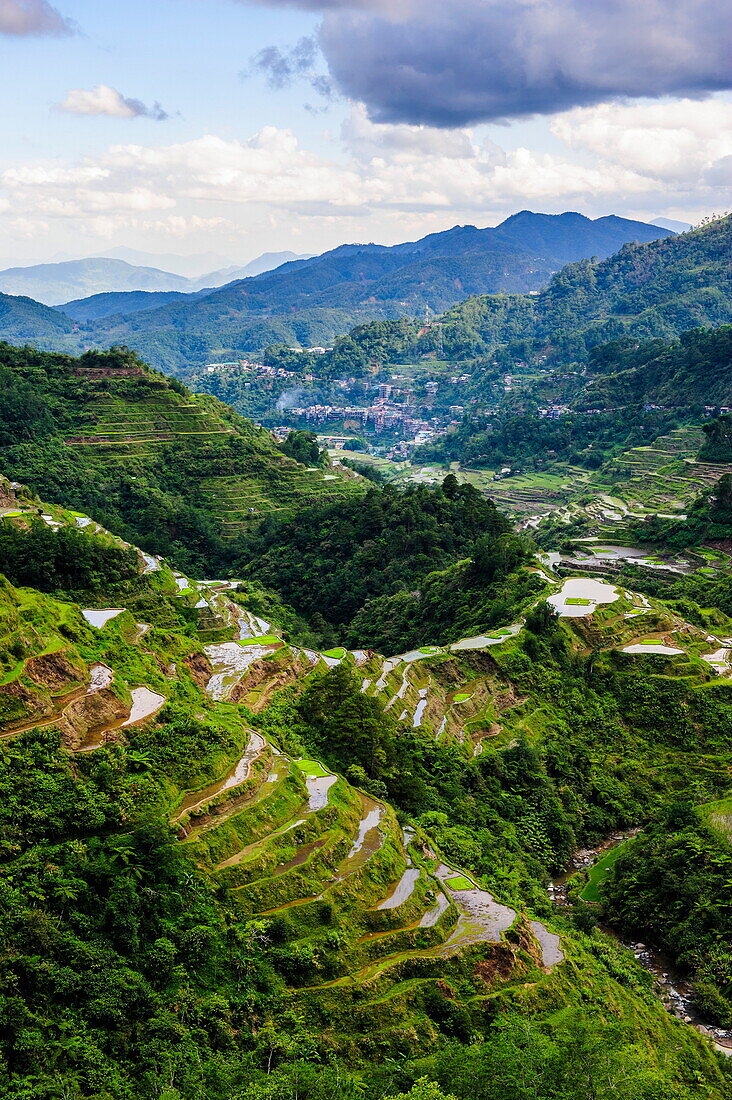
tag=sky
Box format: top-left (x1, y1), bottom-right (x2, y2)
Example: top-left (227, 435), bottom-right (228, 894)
top-left (0, 0), bottom-right (730, 271)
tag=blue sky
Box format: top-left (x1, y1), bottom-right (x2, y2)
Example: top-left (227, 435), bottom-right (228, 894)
top-left (1, 0), bottom-right (730, 270)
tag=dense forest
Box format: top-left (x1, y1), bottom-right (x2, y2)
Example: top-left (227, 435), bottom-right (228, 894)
top-left (603, 808), bottom-right (732, 1028)
top-left (232, 477), bottom-right (540, 650)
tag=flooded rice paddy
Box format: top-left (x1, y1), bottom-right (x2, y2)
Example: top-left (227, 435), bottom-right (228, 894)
top-left (82, 608), bottom-right (126, 628)
top-left (121, 687), bottom-right (166, 727)
top-left (547, 578), bottom-right (619, 617)
top-left (86, 664), bottom-right (113, 693)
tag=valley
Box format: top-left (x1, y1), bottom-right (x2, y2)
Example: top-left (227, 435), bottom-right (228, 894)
top-left (1, 217), bottom-right (732, 1100)
top-left (4, 0), bottom-right (732, 1090)
top-left (3, 457), bottom-right (732, 1094)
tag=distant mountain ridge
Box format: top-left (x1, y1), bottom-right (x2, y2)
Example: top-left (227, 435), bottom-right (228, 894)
top-left (81, 211), bottom-right (674, 371)
top-left (316, 214), bottom-right (732, 375)
top-left (0, 258), bottom-right (191, 307)
top-left (0, 210), bottom-right (672, 370)
top-left (0, 251), bottom-right (312, 307)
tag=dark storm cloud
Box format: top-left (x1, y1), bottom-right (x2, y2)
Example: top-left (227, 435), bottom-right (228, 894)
top-left (0, 0), bottom-right (75, 36)
top-left (243, 0), bottom-right (732, 126)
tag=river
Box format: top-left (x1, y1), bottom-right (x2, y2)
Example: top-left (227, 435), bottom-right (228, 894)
top-left (550, 831), bottom-right (732, 1055)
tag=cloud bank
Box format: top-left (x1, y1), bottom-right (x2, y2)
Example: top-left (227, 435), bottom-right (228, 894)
top-left (244, 0), bottom-right (732, 125)
top-left (0, 0), bottom-right (74, 36)
top-left (2, 97), bottom-right (730, 252)
top-left (57, 85), bottom-right (170, 121)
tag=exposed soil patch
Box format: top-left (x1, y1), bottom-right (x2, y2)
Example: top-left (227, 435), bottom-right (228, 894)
top-left (25, 652), bottom-right (83, 692)
top-left (184, 651), bottom-right (213, 689)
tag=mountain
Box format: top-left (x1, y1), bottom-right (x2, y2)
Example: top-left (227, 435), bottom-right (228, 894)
top-left (652, 217), bottom-right (692, 233)
top-left (0, 212), bottom-right (676, 371)
top-left (0, 291), bottom-right (75, 342)
top-left (0, 253), bottom-right (312, 310)
top-left (324, 214), bottom-right (732, 373)
top-left (100, 245), bottom-right (233, 277)
top-left (98, 246), bottom-right (311, 281)
top-left (197, 250), bottom-right (313, 287)
top-left (75, 211), bottom-right (670, 371)
top-left (59, 288), bottom-right (201, 322)
top-left (0, 257), bottom-right (192, 306)
top-left (42, 253), bottom-right (314, 320)
top-left (0, 342), bottom-right (361, 573)
top-left (436, 213), bottom-right (732, 361)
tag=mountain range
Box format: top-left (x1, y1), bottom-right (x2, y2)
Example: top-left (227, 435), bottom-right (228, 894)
top-left (0, 211), bottom-right (672, 371)
top-left (0, 250), bottom-right (310, 307)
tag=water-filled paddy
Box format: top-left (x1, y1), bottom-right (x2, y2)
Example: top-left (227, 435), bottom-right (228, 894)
top-left (121, 687), bottom-right (166, 727)
top-left (548, 578), bottom-right (619, 617)
top-left (623, 643), bottom-right (684, 655)
top-left (82, 608), bottom-right (125, 628)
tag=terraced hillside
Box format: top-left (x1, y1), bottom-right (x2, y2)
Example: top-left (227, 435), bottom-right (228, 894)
top-left (3, 485), bottom-right (732, 1096)
top-left (0, 343), bottom-right (362, 561)
top-left (0, 492), bottom-right (568, 1057)
top-left (521, 427), bottom-right (732, 545)
top-left (597, 426), bottom-right (732, 515)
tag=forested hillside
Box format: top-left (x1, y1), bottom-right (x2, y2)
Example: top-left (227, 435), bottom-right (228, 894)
top-left (0, 343), bottom-right (361, 572)
top-left (0, 293), bottom-right (75, 346)
top-left (232, 478), bottom-right (539, 650)
top-left (1, 476), bottom-right (732, 1098)
top-left (415, 327), bottom-right (732, 475)
top-left (280, 216), bottom-right (732, 376)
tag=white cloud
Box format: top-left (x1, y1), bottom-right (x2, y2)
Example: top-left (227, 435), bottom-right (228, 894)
top-left (0, 96), bottom-right (729, 256)
top-left (551, 99), bottom-right (732, 182)
top-left (57, 85), bottom-right (169, 121)
top-left (341, 104), bottom-right (477, 162)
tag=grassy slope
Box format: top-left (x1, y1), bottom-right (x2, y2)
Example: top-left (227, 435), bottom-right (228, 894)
top-left (0, 500), bottom-right (729, 1095)
top-left (0, 343), bottom-right (361, 558)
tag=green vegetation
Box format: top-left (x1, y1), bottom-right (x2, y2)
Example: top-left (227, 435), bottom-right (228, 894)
top-left (0, 488), bottom-right (731, 1098)
top-left (0, 342), bottom-right (361, 574)
top-left (225, 217), bottom-right (732, 387)
top-left (0, 519), bottom-right (139, 596)
top-left (445, 875), bottom-right (474, 890)
top-left (6, 275), bottom-right (732, 1098)
top-left (294, 758), bottom-right (331, 778)
top-left (279, 430), bottom-right (324, 468)
top-left (579, 842), bottom-right (630, 903)
top-left (700, 415), bottom-right (732, 462)
top-left (234, 478), bottom-right (540, 651)
top-left (603, 806), bottom-right (732, 1027)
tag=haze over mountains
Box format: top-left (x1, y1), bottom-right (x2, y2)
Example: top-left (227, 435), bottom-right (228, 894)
top-left (0, 250), bottom-right (311, 306)
top-left (0, 210), bottom-right (674, 370)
